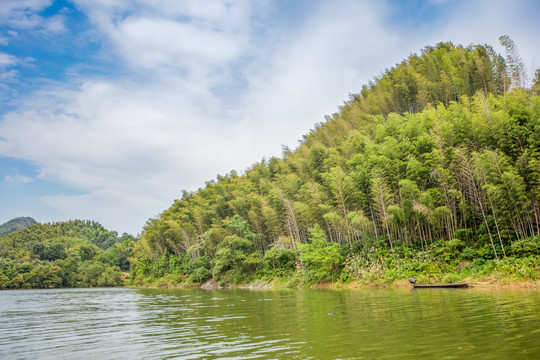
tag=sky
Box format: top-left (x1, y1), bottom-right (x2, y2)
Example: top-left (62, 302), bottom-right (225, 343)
top-left (1, 0), bottom-right (539, 235)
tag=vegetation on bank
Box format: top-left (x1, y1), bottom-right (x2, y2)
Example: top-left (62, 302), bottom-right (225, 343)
top-left (128, 38), bottom-right (540, 288)
top-left (0, 220), bottom-right (136, 289)
top-left (130, 221), bottom-right (540, 288)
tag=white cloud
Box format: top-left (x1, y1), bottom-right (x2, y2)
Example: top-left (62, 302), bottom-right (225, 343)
top-left (73, 0), bottom-right (252, 69)
top-left (0, 1), bottom-right (404, 234)
top-left (4, 173), bottom-right (32, 184)
top-left (0, 0), bottom-right (63, 30)
top-left (237, 1), bottom-right (403, 155)
top-left (0, 52), bottom-right (19, 85)
top-left (0, 52), bottom-right (17, 67)
top-left (41, 189), bottom-right (164, 234)
top-left (113, 17), bottom-right (242, 69)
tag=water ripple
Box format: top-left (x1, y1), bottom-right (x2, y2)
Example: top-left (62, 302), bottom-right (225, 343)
top-left (1, 288), bottom-right (540, 359)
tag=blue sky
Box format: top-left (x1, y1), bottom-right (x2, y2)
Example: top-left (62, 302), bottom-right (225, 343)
top-left (1, 0), bottom-right (540, 235)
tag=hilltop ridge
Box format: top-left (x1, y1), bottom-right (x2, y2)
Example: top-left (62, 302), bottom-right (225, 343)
top-left (0, 217), bottom-right (37, 236)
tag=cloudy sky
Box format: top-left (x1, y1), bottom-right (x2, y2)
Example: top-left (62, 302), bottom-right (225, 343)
top-left (1, 0), bottom-right (539, 235)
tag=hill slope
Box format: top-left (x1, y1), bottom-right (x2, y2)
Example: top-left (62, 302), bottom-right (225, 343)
top-left (132, 40), bottom-right (540, 287)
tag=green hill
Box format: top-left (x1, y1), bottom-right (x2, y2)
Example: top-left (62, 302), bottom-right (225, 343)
top-left (0, 220), bottom-right (136, 289)
top-left (0, 217), bottom-right (37, 236)
top-left (130, 39), bottom-right (540, 287)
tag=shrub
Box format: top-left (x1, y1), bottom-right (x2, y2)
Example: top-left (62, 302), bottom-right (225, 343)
top-left (298, 225), bottom-right (343, 283)
top-left (24, 264), bottom-right (63, 288)
top-left (441, 273), bottom-right (461, 283)
top-left (0, 272), bottom-right (9, 289)
top-left (191, 267), bottom-right (211, 283)
top-left (453, 228), bottom-right (473, 245)
top-left (433, 239), bottom-right (465, 261)
top-left (461, 247), bottom-right (477, 260)
top-left (94, 251), bottom-right (118, 267)
top-left (212, 235), bottom-right (261, 282)
top-left (263, 246), bottom-right (297, 276)
top-left (511, 236), bottom-right (540, 257)
top-left (415, 262), bottom-right (441, 275)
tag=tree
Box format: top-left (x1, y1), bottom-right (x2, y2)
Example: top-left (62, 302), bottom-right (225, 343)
top-left (499, 35), bottom-right (526, 89)
top-left (298, 225), bottom-right (343, 282)
top-left (531, 69), bottom-right (540, 96)
top-left (212, 235), bottom-right (261, 282)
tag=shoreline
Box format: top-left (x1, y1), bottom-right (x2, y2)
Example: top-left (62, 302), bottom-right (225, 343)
top-left (3, 279), bottom-right (539, 291)
top-left (130, 277), bottom-right (540, 290)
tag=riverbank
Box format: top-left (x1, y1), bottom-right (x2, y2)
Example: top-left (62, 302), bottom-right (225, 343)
top-left (130, 273), bottom-right (540, 290)
top-left (129, 236), bottom-right (540, 292)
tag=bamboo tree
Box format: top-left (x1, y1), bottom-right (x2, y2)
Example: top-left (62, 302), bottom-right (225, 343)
top-left (372, 170), bottom-right (394, 248)
top-left (457, 149), bottom-right (499, 260)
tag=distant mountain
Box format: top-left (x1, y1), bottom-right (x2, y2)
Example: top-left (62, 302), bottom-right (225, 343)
top-left (0, 217), bottom-right (38, 236)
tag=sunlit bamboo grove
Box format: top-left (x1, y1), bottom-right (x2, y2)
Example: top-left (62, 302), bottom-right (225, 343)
top-left (134, 39), bottom-right (540, 284)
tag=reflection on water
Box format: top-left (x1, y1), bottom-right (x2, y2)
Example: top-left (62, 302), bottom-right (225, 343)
top-left (1, 287), bottom-right (539, 359)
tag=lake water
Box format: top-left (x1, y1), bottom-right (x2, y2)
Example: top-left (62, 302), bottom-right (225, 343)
top-left (1, 287), bottom-right (539, 359)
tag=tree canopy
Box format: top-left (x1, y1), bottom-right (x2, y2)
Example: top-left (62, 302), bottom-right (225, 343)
top-left (130, 40), bottom-right (540, 286)
top-left (0, 220), bottom-right (136, 289)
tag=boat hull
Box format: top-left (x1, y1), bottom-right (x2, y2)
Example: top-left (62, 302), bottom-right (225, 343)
top-left (412, 283), bottom-right (468, 288)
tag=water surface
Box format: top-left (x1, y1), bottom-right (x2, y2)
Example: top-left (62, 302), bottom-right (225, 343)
top-left (1, 287), bottom-right (539, 359)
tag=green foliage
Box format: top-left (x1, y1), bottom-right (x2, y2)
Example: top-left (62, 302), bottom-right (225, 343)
top-left (441, 273), bottom-right (462, 284)
top-left (24, 264), bottom-right (63, 289)
top-left (188, 254), bottom-right (213, 282)
top-left (0, 220), bottom-right (135, 289)
top-left (461, 247), bottom-right (478, 260)
top-left (262, 246), bottom-right (298, 277)
top-left (0, 272), bottom-right (9, 289)
top-left (454, 229), bottom-right (473, 245)
top-left (298, 225), bottom-right (343, 283)
top-left (78, 262), bottom-right (123, 287)
top-left (344, 246), bottom-right (440, 283)
top-left (433, 239), bottom-right (465, 261)
top-left (212, 235), bottom-right (261, 283)
top-left (511, 236), bottom-right (540, 257)
top-left (225, 214), bottom-right (259, 241)
top-left (308, 224), bottom-right (328, 248)
top-left (78, 243), bottom-right (101, 261)
top-left (132, 39), bottom-right (540, 287)
top-left (95, 251), bottom-right (118, 267)
top-left (191, 267), bottom-right (211, 283)
top-left (33, 242), bottom-right (67, 261)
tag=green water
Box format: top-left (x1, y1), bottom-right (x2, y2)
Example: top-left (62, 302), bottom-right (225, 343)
top-left (1, 287), bottom-right (539, 359)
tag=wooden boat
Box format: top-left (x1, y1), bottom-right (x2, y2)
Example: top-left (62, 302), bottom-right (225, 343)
top-left (412, 283), bottom-right (468, 289)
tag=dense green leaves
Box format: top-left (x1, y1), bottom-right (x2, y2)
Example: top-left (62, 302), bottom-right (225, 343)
top-left (0, 220), bottom-right (135, 289)
top-left (298, 225), bottom-right (343, 283)
top-left (133, 41), bottom-right (540, 286)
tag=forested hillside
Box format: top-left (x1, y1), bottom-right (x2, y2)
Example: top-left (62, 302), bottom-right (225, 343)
top-left (131, 39), bottom-right (540, 287)
top-left (0, 220), bottom-right (136, 289)
top-left (0, 217), bottom-right (37, 236)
